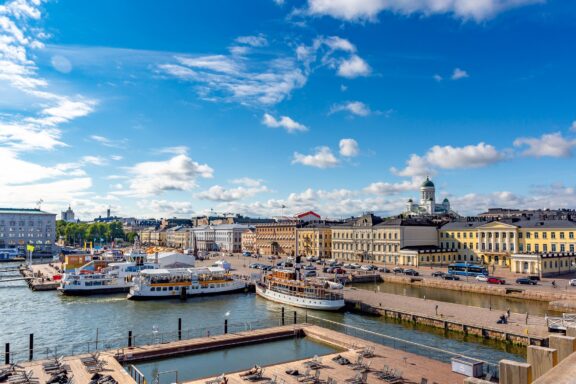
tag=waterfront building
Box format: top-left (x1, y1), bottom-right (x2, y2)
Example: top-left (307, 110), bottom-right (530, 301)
top-left (241, 227), bottom-right (256, 253)
top-left (165, 226), bottom-right (191, 249)
top-left (399, 246), bottom-right (459, 267)
top-left (0, 208), bottom-right (56, 255)
top-left (330, 213), bottom-right (383, 262)
top-left (255, 221), bottom-right (301, 256)
top-left (191, 224), bottom-right (252, 253)
top-left (297, 223), bottom-right (333, 259)
top-left (404, 177), bottom-right (453, 216)
top-left (60, 205), bottom-right (75, 223)
top-left (373, 218), bottom-right (439, 264)
top-left (440, 218), bottom-right (576, 271)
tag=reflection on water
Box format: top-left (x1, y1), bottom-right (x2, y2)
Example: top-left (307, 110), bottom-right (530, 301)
top-left (354, 281), bottom-right (554, 316)
top-left (135, 337), bottom-right (338, 384)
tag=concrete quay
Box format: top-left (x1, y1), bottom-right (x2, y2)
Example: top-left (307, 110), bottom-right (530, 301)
top-left (343, 287), bottom-right (550, 346)
top-left (19, 263), bottom-right (61, 291)
top-left (183, 325), bottom-right (463, 384)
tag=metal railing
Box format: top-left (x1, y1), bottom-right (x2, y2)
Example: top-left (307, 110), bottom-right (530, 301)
top-left (0, 316), bottom-right (292, 364)
top-left (127, 364), bottom-right (147, 384)
top-left (305, 315), bottom-right (500, 379)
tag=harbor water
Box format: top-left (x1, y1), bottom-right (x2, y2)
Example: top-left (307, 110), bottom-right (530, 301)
top-left (0, 268), bottom-right (525, 368)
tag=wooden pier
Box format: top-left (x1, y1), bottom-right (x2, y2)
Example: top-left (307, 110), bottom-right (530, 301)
top-left (18, 264), bottom-right (60, 291)
top-left (344, 287), bottom-right (551, 346)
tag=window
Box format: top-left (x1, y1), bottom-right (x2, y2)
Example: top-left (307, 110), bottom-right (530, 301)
top-left (551, 232), bottom-right (555, 239)
top-left (543, 244), bottom-right (548, 252)
top-left (551, 244), bottom-right (556, 252)
top-left (570, 232), bottom-right (574, 239)
top-left (534, 244), bottom-right (539, 252)
top-left (560, 244), bottom-right (565, 252)
top-left (526, 232), bottom-right (531, 239)
top-left (534, 232), bottom-right (539, 239)
top-left (560, 232), bottom-right (565, 239)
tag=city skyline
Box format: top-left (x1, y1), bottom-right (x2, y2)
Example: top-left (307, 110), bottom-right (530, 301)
top-left (1, 0), bottom-right (576, 220)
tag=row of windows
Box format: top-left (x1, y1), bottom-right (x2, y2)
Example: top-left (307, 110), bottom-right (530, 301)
top-left (442, 231), bottom-right (576, 240)
top-left (333, 231), bottom-right (399, 240)
top-left (333, 243), bottom-right (400, 252)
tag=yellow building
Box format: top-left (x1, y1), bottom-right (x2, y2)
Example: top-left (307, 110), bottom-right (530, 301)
top-left (297, 224), bottom-right (332, 259)
top-left (241, 228), bottom-right (256, 253)
top-left (255, 221), bottom-right (300, 256)
top-left (399, 247), bottom-right (459, 267)
top-left (441, 219), bottom-right (576, 274)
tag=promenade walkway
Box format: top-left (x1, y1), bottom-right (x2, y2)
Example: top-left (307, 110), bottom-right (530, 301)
top-left (345, 287), bottom-right (550, 340)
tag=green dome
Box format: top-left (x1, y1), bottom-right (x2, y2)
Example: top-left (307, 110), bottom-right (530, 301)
top-left (443, 198), bottom-right (449, 202)
top-left (421, 177), bottom-right (435, 188)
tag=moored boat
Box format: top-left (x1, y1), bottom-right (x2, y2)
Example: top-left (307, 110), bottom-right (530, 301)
top-left (255, 269), bottom-right (345, 311)
top-left (127, 266), bottom-right (248, 300)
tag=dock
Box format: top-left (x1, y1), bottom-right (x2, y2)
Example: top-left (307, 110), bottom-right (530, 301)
top-left (18, 263), bottom-right (61, 291)
top-left (344, 287), bottom-right (550, 346)
top-left (185, 325), bottom-right (465, 384)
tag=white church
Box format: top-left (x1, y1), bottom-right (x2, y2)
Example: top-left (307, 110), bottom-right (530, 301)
top-left (404, 177), bottom-right (453, 216)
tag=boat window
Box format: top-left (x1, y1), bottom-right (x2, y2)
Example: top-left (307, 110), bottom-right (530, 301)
top-left (162, 287), bottom-right (168, 291)
top-left (169, 287), bottom-right (173, 291)
top-left (150, 287), bottom-right (155, 291)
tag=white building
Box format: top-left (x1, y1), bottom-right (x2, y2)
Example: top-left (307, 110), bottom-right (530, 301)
top-left (61, 206), bottom-right (75, 223)
top-left (0, 208), bottom-right (56, 255)
top-left (191, 224), bottom-right (252, 253)
top-left (404, 177), bottom-right (452, 216)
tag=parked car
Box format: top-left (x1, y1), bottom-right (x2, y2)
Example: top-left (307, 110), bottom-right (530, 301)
top-left (431, 271), bottom-right (445, 278)
top-left (361, 265), bottom-right (376, 271)
top-left (332, 268), bottom-right (346, 275)
top-left (475, 275), bottom-right (488, 282)
top-left (302, 270), bottom-right (317, 277)
top-left (303, 264), bottom-right (316, 270)
top-left (442, 274), bottom-right (460, 280)
top-left (528, 275), bottom-right (541, 282)
top-left (570, 279), bottom-right (576, 287)
top-left (392, 267), bottom-right (404, 274)
top-left (516, 277), bottom-right (537, 285)
top-left (377, 267), bottom-right (390, 273)
top-left (403, 269), bottom-right (419, 276)
top-left (351, 263), bottom-right (361, 269)
top-left (242, 251), bottom-right (252, 257)
top-left (249, 263), bottom-right (260, 269)
top-left (261, 265), bottom-right (273, 271)
top-left (487, 277), bottom-right (506, 285)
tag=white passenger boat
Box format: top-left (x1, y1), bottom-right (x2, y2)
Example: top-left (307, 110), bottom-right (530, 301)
top-left (255, 269), bottom-right (345, 311)
top-left (127, 267), bottom-right (248, 300)
top-left (58, 257), bottom-right (159, 296)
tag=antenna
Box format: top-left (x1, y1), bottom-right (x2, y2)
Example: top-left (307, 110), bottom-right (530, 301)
top-left (36, 199), bottom-right (44, 210)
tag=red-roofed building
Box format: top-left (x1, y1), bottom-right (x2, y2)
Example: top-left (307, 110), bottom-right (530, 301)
top-left (295, 211), bottom-right (321, 222)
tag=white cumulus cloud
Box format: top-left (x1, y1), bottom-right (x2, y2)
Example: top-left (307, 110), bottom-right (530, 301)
top-left (451, 68), bottom-right (469, 80)
top-left (514, 132), bottom-right (576, 158)
top-left (339, 138), bottom-right (359, 157)
top-left (262, 113), bottom-right (307, 133)
top-left (292, 146), bottom-right (340, 169)
top-left (330, 101), bottom-right (372, 116)
top-left (337, 55), bottom-right (371, 78)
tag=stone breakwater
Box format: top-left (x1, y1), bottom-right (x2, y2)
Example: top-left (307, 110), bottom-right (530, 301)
top-left (379, 275), bottom-right (576, 312)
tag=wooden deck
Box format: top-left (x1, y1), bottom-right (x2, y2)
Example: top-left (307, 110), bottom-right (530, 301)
top-left (11, 352), bottom-right (136, 384)
top-left (185, 325), bottom-right (467, 384)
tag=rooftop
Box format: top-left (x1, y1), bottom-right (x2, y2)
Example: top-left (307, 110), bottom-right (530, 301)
top-left (0, 208), bottom-right (54, 215)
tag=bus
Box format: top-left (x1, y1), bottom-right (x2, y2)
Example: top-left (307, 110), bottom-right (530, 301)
top-left (447, 263), bottom-right (488, 277)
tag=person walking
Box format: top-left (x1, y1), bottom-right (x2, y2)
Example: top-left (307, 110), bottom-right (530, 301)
top-left (506, 308), bottom-right (511, 319)
top-left (435, 304), bottom-right (439, 316)
top-left (525, 312), bottom-right (529, 325)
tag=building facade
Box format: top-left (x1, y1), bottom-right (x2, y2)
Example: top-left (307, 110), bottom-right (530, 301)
top-left (241, 228), bottom-right (256, 253)
top-left (404, 177), bottom-right (452, 216)
top-left (191, 224), bottom-right (251, 253)
top-left (61, 206), bottom-right (75, 223)
top-left (255, 221), bottom-right (300, 256)
top-left (373, 219), bottom-right (439, 264)
top-left (0, 208), bottom-right (56, 255)
top-left (297, 224), bottom-right (332, 259)
top-left (331, 214), bottom-right (383, 262)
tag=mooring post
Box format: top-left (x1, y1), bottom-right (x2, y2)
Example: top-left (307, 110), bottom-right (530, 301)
top-left (224, 319), bottom-right (228, 334)
top-left (29, 334), bottom-right (33, 361)
top-left (178, 318), bottom-right (182, 340)
top-left (128, 331), bottom-right (133, 348)
top-left (281, 307), bottom-right (285, 326)
top-left (5, 343), bottom-right (9, 365)
top-left (294, 311), bottom-right (297, 324)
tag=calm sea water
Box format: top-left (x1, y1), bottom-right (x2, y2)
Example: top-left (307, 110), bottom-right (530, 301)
top-left (355, 281), bottom-right (554, 316)
top-left (0, 263), bottom-right (525, 368)
top-left (135, 337), bottom-right (338, 384)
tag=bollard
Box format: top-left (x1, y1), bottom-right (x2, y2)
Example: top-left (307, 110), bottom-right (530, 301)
top-left (294, 311), bottom-right (297, 324)
top-left (281, 307), bottom-right (285, 326)
top-left (29, 334), bottom-right (33, 361)
top-left (178, 318), bottom-right (182, 340)
top-left (225, 319), bottom-right (228, 334)
top-left (128, 331), bottom-right (133, 348)
top-left (4, 343), bottom-right (9, 365)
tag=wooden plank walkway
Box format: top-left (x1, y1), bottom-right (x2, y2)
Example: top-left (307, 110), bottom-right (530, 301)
top-left (117, 324), bottom-right (305, 363)
top-left (11, 352), bottom-right (136, 384)
top-left (187, 325), bottom-right (465, 384)
top-left (345, 287), bottom-right (550, 341)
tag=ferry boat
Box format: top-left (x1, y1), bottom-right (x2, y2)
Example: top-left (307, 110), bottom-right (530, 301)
top-left (255, 269), bottom-right (345, 311)
top-left (0, 248), bottom-right (25, 262)
top-left (58, 256), bottom-right (159, 295)
top-left (127, 267), bottom-right (248, 300)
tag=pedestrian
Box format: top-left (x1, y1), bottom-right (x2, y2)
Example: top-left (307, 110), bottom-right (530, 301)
top-left (506, 308), bottom-right (510, 319)
top-left (552, 280), bottom-right (557, 289)
top-left (525, 312), bottom-right (529, 325)
top-left (435, 304), bottom-right (439, 316)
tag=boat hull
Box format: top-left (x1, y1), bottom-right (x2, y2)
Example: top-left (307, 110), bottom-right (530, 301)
top-left (58, 286), bottom-right (130, 296)
top-left (255, 284), bottom-right (344, 311)
top-left (127, 281), bottom-right (249, 300)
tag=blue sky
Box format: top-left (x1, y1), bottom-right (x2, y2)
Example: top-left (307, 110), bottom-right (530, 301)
top-left (1, 0), bottom-right (576, 220)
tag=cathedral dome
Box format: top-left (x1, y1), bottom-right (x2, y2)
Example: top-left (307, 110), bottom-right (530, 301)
top-left (443, 198), bottom-right (449, 202)
top-left (421, 177), bottom-right (435, 188)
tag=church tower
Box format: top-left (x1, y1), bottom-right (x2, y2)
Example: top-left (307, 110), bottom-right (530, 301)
top-left (420, 177), bottom-right (436, 214)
